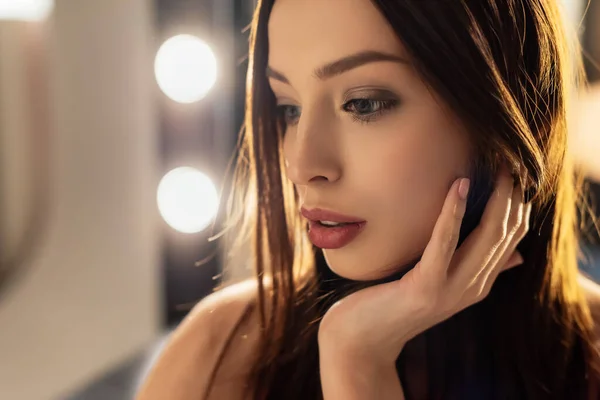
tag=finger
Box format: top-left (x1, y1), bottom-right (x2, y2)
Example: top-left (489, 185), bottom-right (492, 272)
top-left (473, 188), bottom-right (529, 299)
top-left (474, 201), bottom-right (532, 302)
top-left (482, 178), bottom-right (525, 273)
top-left (450, 162), bottom-right (515, 285)
top-left (459, 250), bottom-right (523, 309)
top-left (496, 201), bottom-right (531, 272)
top-left (419, 177), bottom-right (470, 284)
top-left (486, 166), bottom-right (532, 276)
top-left (471, 249), bottom-right (524, 306)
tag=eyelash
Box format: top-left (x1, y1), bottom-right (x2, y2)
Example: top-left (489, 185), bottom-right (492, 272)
top-left (276, 98), bottom-right (399, 127)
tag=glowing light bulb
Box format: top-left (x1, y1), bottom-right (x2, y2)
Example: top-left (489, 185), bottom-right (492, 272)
top-left (157, 167), bottom-right (219, 234)
top-left (154, 35), bottom-right (218, 104)
top-left (0, 0), bottom-right (54, 21)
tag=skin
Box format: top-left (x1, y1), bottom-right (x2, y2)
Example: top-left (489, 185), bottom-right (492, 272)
top-left (134, 1), bottom-right (600, 399)
top-left (268, 0), bottom-right (473, 281)
top-left (269, 0), bottom-right (530, 397)
top-left (318, 164), bottom-right (529, 399)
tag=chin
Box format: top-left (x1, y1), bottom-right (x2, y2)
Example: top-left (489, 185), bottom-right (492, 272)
top-left (322, 249), bottom-right (417, 283)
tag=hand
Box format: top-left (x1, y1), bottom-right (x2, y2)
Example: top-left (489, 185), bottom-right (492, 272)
top-left (317, 163), bottom-right (531, 364)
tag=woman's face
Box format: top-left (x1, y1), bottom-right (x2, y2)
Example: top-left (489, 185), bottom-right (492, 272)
top-left (268, 0), bottom-right (473, 281)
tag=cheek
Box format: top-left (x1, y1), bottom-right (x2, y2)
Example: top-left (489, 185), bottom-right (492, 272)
top-left (356, 132), bottom-right (466, 262)
top-left (357, 133), bottom-right (453, 200)
top-left (373, 153), bottom-right (444, 247)
top-left (360, 117), bottom-right (469, 200)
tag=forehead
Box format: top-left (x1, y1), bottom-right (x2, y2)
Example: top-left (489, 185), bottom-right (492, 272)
top-left (267, 0), bottom-right (407, 68)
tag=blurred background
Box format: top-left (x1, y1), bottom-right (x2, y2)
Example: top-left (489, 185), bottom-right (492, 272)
top-left (0, 0), bottom-right (598, 399)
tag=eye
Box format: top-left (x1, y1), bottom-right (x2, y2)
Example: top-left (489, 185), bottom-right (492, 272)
top-left (342, 98), bottom-right (399, 123)
top-left (277, 105), bottom-right (302, 126)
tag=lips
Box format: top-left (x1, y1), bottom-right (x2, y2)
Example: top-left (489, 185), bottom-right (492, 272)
top-left (300, 207), bottom-right (365, 224)
top-left (300, 207), bottom-right (367, 249)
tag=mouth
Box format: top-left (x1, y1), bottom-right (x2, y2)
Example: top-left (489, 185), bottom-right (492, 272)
top-left (300, 207), bottom-right (367, 249)
top-left (300, 207), bottom-right (366, 224)
top-left (316, 220), bottom-right (355, 227)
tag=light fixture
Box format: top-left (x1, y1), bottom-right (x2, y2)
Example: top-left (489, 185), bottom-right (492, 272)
top-left (154, 34), bottom-right (218, 104)
top-left (0, 0), bottom-right (54, 21)
top-left (157, 167), bottom-right (220, 234)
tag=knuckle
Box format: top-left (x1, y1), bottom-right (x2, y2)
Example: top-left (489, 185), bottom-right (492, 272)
top-left (439, 230), bottom-right (459, 253)
top-left (447, 231), bottom-right (460, 247)
top-left (452, 206), bottom-right (463, 222)
top-left (510, 210), bottom-right (523, 231)
top-left (508, 223), bottom-right (520, 240)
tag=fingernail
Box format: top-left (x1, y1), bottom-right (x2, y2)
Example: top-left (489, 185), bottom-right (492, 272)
top-left (458, 178), bottom-right (470, 200)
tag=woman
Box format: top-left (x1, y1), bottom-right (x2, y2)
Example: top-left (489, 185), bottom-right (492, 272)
top-left (136, 0), bottom-right (600, 398)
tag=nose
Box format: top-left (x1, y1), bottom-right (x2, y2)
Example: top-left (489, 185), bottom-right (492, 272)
top-left (283, 110), bottom-right (342, 186)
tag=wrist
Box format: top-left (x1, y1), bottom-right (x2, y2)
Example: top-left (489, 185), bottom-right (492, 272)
top-left (318, 331), bottom-right (406, 367)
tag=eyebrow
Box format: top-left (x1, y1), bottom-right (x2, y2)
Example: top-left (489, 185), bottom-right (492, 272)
top-left (266, 50), bottom-right (409, 84)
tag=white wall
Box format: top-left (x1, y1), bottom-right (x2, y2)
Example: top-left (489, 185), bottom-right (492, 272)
top-left (0, 1), bottom-right (160, 399)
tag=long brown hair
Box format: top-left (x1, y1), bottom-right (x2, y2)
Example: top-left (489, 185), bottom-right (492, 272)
top-left (219, 0), bottom-right (600, 398)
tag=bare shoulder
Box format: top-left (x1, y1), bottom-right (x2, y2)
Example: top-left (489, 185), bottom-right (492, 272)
top-left (135, 279), bottom-right (261, 400)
